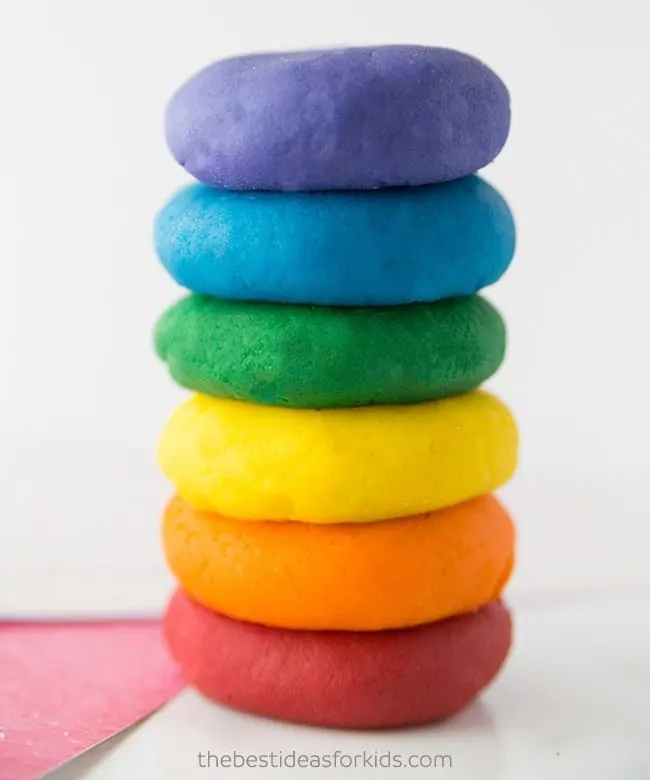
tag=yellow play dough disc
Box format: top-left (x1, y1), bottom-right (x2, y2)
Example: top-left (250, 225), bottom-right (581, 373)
top-left (158, 391), bottom-right (518, 523)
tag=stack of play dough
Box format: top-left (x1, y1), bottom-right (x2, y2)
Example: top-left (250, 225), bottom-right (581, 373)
top-left (155, 45), bottom-right (518, 729)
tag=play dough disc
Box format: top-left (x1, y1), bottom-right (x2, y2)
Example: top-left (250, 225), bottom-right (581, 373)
top-left (164, 591), bottom-right (512, 729)
top-left (164, 45), bottom-right (510, 191)
top-left (155, 294), bottom-right (506, 408)
top-left (155, 177), bottom-right (514, 307)
top-left (163, 494), bottom-right (515, 631)
top-left (157, 391), bottom-right (518, 523)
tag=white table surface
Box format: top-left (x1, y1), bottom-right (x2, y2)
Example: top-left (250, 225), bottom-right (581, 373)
top-left (48, 596), bottom-right (650, 780)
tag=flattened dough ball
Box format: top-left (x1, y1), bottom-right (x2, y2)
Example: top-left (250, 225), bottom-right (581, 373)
top-left (154, 177), bottom-right (515, 306)
top-left (155, 294), bottom-right (506, 408)
top-left (164, 46), bottom-right (510, 190)
top-left (164, 591), bottom-right (512, 729)
top-left (163, 494), bottom-right (515, 630)
top-left (157, 391), bottom-right (518, 523)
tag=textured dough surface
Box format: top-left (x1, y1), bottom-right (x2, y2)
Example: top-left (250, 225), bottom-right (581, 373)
top-left (154, 177), bottom-right (515, 306)
top-left (164, 591), bottom-right (512, 729)
top-left (157, 391), bottom-right (518, 523)
top-left (163, 494), bottom-right (515, 631)
top-left (164, 45), bottom-right (510, 191)
top-left (155, 294), bottom-right (506, 408)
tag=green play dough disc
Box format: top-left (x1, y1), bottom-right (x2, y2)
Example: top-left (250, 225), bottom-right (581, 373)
top-left (154, 295), bottom-right (506, 408)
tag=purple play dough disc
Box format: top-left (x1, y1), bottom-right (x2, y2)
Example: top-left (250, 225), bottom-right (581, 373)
top-left (165, 46), bottom-right (510, 191)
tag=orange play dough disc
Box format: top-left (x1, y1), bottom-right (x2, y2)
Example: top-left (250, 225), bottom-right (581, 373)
top-left (162, 494), bottom-right (515, 631)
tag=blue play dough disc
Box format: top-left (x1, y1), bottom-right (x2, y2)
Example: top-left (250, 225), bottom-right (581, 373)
top-left (154, 176), bottom-right (515, 306)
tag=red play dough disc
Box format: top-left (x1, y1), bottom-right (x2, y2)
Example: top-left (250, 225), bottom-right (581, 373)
top-left (164, 590), bottom-right (512, 729)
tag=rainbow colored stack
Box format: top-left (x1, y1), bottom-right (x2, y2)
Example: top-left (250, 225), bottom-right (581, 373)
top-left (155, 45), bottom-right (518, 729)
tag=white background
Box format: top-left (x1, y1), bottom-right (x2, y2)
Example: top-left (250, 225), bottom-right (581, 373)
top-left (1, 0), bottom-right (649, 615)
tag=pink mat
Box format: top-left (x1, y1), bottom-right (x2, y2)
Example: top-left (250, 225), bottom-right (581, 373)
top-left (0, 621), bottom-right (184, 780)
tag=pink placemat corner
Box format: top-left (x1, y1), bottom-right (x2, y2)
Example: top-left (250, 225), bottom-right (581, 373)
top-left (0, 620), bottom-right (185, 780)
